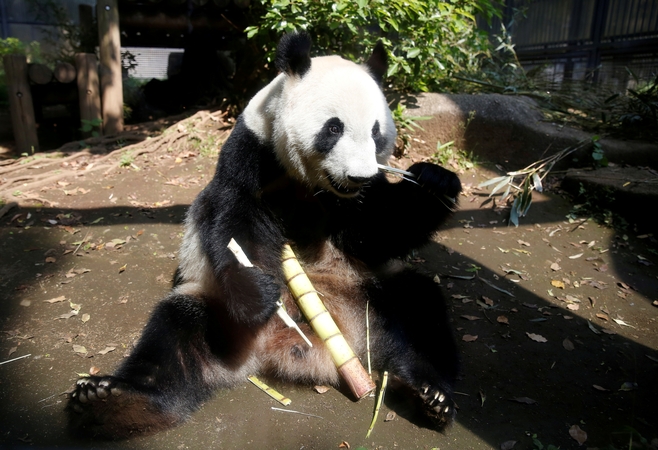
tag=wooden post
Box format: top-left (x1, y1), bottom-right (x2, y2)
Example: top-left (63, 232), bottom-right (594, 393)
top-left (3, 54), bottom-right (39, 154)
top-left (97, 0), bottom-right (123, 135)
top-left (75, 53), bottom-right (102, 137)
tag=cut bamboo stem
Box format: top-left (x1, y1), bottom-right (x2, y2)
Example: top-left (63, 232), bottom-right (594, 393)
top-left (282, 244), bottom-right (376, 399)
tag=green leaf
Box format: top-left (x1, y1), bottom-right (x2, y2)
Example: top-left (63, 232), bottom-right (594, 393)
top-left (509, 197), bottom-right (520, 227)
top-left (406, 48), bottom-right (421, 59)
top-left (245, 26), bottom-right (259, 39)
top-left (386, 61), bottom-right (399, 78)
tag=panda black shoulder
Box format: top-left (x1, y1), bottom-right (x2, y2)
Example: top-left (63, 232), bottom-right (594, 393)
top-left (211, 116), bottom-right (284, 193)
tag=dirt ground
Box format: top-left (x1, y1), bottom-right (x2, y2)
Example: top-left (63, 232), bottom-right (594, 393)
top-left (0, 110), bottom-right (657, 450)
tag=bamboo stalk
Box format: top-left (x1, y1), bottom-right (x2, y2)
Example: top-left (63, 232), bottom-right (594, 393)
top-left (281, 244), bottom-right (376, 399)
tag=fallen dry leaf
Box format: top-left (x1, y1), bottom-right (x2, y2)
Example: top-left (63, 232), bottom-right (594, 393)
top-left (593, 384), bottom-right (608, 391)
top-left (512, 397), bottom-right (537, 404)
top-left (98, 346), bottom-right (116, 355)
top-left (313, 385), bottom-right (330, 394)
top-left (551, 280), bottom-right (565, 289)
top-left (384, 411), bottom-right (396, 422)
top-left (550, 262), bottom-right (561, 271)
top-left (81, 313), bottom-right (90, 323)
top-left (461, 315), bottom-right (482, 321)
top-left (56, 310), bottom-right (79, 320)
top-left (89, 366), bottom-right (100, 375)
top-left (497, 315), bottom-right (509, 325)
top-left (526, 332), bottom-right (547, 343)
top-left (72, 345), bottom-right (87, 354)
top-left (563, 338), bottom-right (575, 351)
top-left (118, 264), bottom-right (127, 273)
top-left (569, 424), bottom-right (587, 445)
top-left (43, 295), bottom-right (66, 304)
top-left (501, 440), bottom-right (517, 450)
top-left (462, 334), bottom-right (478, 342)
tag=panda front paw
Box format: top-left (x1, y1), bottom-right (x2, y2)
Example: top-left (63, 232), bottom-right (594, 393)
top-left (408, 162), bottom-right (462, 203)
top-left (418, 383), bottom-right (456, 427)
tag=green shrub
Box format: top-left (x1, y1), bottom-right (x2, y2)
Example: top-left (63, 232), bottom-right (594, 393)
top-left (245, 0), bottom-right (501, 93)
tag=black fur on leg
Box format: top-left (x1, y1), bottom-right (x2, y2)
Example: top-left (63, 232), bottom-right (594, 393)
top-left (366, 269), bottom-right (459, 429)
top-left (67, 292), bottom-right (257, 439)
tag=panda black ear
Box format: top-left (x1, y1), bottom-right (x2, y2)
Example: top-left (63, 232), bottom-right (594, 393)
top-left (275, 31), bottom-right (312, 78)
top-left (365, 41), bottom-right (388, 85)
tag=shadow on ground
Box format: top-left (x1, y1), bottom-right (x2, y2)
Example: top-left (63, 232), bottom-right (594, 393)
top-left (1, 169), bottom-right (656, 449)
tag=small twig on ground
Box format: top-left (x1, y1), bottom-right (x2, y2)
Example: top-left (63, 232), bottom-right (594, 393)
top-left (0, 354), bottom-right (31, 366)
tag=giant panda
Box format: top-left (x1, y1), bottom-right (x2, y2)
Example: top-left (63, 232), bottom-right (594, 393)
top-left (67, 31), bottom-right (462, 438)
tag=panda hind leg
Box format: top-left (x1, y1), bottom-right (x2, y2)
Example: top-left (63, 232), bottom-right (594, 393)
top-left (368, 271), bottom-right (459, 428)
top-left (67, 292), bottom-right (251, 438)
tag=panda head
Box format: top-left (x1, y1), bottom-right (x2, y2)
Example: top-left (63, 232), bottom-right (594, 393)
top-left (245, 32), bottom-right (397, 198)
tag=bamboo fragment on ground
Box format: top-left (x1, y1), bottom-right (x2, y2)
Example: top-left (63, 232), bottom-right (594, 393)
top-left (247, 375), bottom-right (291, 406)
top-left (282, 244), bottom-right (376, 399)
top-left (365, 370), bottom-right (388, 438)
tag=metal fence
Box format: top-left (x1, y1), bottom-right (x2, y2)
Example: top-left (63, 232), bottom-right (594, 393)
top-left (488, 0), bottom-right (658, 89)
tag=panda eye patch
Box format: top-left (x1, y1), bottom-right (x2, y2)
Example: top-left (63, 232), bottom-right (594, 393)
top-left (314, 117), bottom-right (345, 154)
top-left (372, 120), bottom-right (388, 154)
top-left (371, 121), bottom-right (381, 137)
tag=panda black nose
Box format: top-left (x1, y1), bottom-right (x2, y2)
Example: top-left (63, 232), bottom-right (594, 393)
top-left (347, 175), bottom-right (370, 184)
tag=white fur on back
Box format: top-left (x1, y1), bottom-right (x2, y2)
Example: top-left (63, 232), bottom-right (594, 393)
top-left (243, 55), bottom-right (396, 190)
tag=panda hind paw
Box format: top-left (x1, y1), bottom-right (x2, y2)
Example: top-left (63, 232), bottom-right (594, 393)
top-left (68, 376), bottom-right (123, 409)
top-left (418, 384), bottom-right (456, 427)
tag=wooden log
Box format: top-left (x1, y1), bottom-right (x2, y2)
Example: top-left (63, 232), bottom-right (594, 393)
top-left (75, 53), bottom-right (102, 137)
top-left (54, 62), bottom-right (77, 84)
top-left (3, 55), bottom-right (39, 154)
top-left (97, 0), bottom-right (124, 135)
top-left (28, 63), bottom-right (53, 85)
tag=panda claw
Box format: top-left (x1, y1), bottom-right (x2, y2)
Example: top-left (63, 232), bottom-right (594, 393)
top-left (78, 391), bottom-right (88, 403)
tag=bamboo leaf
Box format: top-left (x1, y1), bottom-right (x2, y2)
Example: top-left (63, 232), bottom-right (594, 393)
top-left (509, 197), bottom-right (520, 227)
top-left (490, 176), bottom-right (511, 197)
top-left (531, 172), bottom-right (543, 192)
top-left (478, 176), bottom-right (509, 189)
